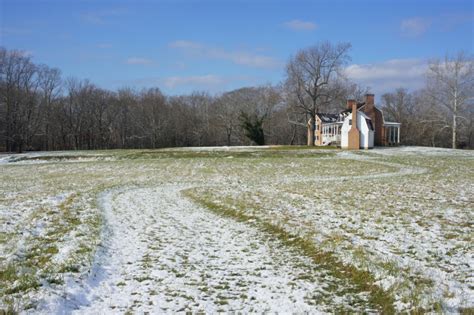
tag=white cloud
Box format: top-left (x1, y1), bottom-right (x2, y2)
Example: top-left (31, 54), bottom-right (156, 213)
top-left (97, 43), bottom-right (112, 49)
top-left (345, 59), bottom-right (428, 95)
top-left (174, 62), bottom-right (187, 70)
top-left (283, 19), bottom-right (318, 31)
top-left (115, 73), bottom-right (263, 94)
top-left (22, 50), bottom-right (34, 57)
top-left (164, 75), bottom-right (226, 89)
top-left (211, 50), bottom-right (280, 68)
top-left (440, 13), bottom-right (474, 31)
top-left (0, 27), bottom-right (32, 37)
top-left (126, 57), bottom-right (154, 65)
top-left (169, 40), bottom-right (203, 50)
top-left (400, 17), bottom-right (432, 37)
top-left (169, 40), bottom-right (281, 69)
top-left (81, 8), bottom-right (127, 25)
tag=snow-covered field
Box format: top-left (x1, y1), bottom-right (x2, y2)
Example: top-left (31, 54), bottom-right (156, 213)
top-left (0, 146), bottom-right (472, 313)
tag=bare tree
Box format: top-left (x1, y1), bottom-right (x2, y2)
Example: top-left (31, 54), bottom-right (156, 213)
top-left (37, 65), bottom-right (62, 150)
top-left (0, 49), bottom-right (44, 152)
top-left (140, 88), bottom-right (168, 148)
top-left (285, 41), bottom-right (351, 145)
top-left (234, 86), bottom-right (279, 145)
top-left (185, 92), bottom-right (213, 146)
top-left (426, 52), bottom-right (474, 149)
top-left (213, 91), bottom-right (242, 146)
top-left (116, 88), bottom-right (137, 148)
top-left (2, 45), bottom-right (473, 152)
top-left (382, 88), bottom-right (418, 145)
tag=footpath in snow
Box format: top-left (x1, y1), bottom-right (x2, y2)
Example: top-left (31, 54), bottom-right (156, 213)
top-left (44, 185), bottom-right (374, 313)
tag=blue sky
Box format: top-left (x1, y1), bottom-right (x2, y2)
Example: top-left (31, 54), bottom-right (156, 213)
top-left (1, 0), bottom-right (473, 96)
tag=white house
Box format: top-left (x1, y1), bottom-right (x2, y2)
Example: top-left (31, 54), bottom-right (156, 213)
top-left (307, 94), bottom-right (400, 149)
top-left (340, 106), bottom-right (374, 149)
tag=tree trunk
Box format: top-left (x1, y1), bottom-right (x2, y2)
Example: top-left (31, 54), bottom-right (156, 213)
top-left (17, 140), bottom-right (23, 153)
top-left (307, 113), bottom-right (316, 146)
top-left (452, 88), bottom-right (457, 149)
top-left (226, 128), bottom-right (231, 146)
top-left (290, 124), bottom-right (296, 145)
top-left (452, 114), bottom-right (457, 149)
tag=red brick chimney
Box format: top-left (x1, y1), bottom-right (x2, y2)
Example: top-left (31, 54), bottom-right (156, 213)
top-left (365, 94), bottom-right (375, 110)
top-left (347, 99), bottom-right (360, 150)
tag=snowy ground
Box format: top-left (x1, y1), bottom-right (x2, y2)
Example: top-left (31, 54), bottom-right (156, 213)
top-left (0, 146), bottom-right (472, 313)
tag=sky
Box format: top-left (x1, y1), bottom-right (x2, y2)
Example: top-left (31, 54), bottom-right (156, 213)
top-left (1, 0), bottom-right (473, 97)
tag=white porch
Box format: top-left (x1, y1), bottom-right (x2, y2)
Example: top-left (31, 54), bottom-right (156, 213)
top-left (321, 123), bottom-right (342, 145)
top-left (384, 122), bottom-right (401, 145)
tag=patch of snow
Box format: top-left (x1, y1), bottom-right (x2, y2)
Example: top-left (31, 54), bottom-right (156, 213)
top-left (40, 186), bottom-right (374, 313)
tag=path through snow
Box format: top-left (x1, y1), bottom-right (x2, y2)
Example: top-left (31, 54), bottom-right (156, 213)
top-left (46, 185), bottom-right (374, 313)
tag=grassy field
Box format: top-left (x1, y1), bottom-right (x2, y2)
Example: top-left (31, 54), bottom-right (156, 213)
top-left (0, 146), bottom-right (472, 313)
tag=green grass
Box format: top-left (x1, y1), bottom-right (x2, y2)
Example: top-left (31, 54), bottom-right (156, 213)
top-left (120, 148), bottom-right (337, 160)
top-left (1, 146), bottom-right (472, 312)
top-left (184, 189), bottom-right (396, 313)
top-left (268, 145), bottom-right (339, 150)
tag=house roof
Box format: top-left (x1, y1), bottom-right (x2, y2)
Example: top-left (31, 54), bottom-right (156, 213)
top-left (340, 102), bottom-right (365, 114)
top-left (315, 113), bottom-right (341, 123)
top-left (358, 103), bottom-right (383, 113)
top-left (342, 110), bottom-right (372, 121)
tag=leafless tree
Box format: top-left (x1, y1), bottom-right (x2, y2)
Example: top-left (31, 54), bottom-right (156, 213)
top-left (116, 88), bottom-right (138, 148)
top-left (285, 41), bottom-right (351, 145)
top-left (426, 52), bottom-right (474, 149)
top-left (0, 48), bottom-right (44, 152)
top-left (184, 92), bottom-right (213, 146)
top-left (2, 45), bottom-right (473, 152)
top-left (382, 88), bottom-right (419, 145)
top-left (140, 88), bottom-right (169, 148)
top-left (213, 91), bottom-right (242, 146)
top-left (37, 65), bottom-right (62, 150)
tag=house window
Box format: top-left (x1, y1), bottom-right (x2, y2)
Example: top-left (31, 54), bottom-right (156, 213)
top-left (366, 119), bottom-right (374, 130)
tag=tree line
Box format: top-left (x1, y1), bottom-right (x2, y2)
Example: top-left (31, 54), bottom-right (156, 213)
top-left (1, 44), bottom-right (473, 152)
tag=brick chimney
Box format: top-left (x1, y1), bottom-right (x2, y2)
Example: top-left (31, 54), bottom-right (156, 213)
top-left (365, 93), bottom-right (375, 110)
top-left (347, 99), bottom-right (360, 150)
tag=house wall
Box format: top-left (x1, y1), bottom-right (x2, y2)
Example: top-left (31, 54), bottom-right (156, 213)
top-left (359, 117), bottom-right (374, 149)
top-left (347, 101), bottom-right (360, 149)
top-left (369, 127), bottom-right (374, 148)
top-left (361, 94), bottom-right (385, 146)
top-left (341, 119), bottom-right (350, 148)
top-left (308, 117), bottom-right (324, 146)
top-left (341, 111), bottom-right (374, 149)
top-left (316, 117), bottom-right (322, 146)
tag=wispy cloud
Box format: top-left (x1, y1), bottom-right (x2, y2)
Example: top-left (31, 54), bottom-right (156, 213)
top-left (400, 17), bottom-right (432, 37)
top-left (0, 27), bottom-right (32, 37)
top-left (174, 62), bottom-right (187, 70)
top-left (22, 50), bottom-right (34, 57)
top-left (122, 74), bottom-right (258, 93)
top-left (169, 40), bottom-right (203, 50)
top-left (345, 59), bottom-right (428, 95)
top-left (126, 57), bottom-right (154, 65)
top-left (97, 43), bottom-right (112, 49)
top-left (283, 19), bottom-right (318, 31)
top-left (440, 13), bottom-right (474, 31)
top-left (169, 40), bottom-right (281, 69)
top-left (164, 75), bottom-right (226, 89)
top-left (81, 8), bottom-right (127, 25)
top-left (215, 51), bottom-right (280, 68)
